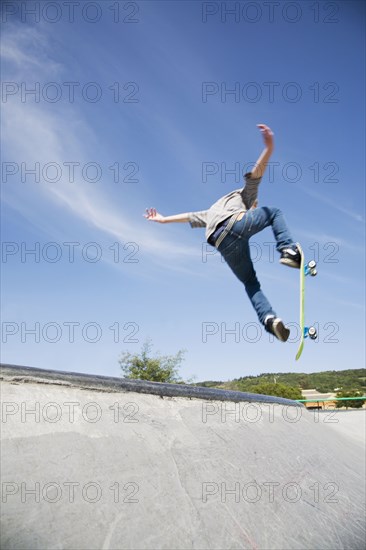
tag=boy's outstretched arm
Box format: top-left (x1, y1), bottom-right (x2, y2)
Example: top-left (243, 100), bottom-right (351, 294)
top-left (250, 124), bottom-right (274, 180)
top-left (144, 208), bottom-right (190, 224)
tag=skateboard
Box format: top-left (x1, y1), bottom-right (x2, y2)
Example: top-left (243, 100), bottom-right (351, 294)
top-left (295, 243), bottom-right (317, 360)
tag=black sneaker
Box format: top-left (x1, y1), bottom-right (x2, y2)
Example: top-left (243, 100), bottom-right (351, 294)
top-left (264, 316), bottom-right (290, 342)
top-left (280, 245), bottom-right (301, 268)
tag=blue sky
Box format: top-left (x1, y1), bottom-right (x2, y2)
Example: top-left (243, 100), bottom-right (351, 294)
top-left (1, 1), bottom-right (365, 382)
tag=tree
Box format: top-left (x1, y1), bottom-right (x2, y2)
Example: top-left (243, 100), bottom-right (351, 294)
top-left (242, 382), bottom-right (302, 400)
top-left (335, 390), bottom-right (366, 409)
top-left (119, 340), bottom-right (186, 383)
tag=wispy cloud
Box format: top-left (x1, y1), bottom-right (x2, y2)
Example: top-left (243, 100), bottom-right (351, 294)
top-left (331, 299), bottom-right (365, 311)
top-left (296, 229), bottom-right (365, 254)
top-left (297, 186), bottom-right (364, 224)
top-left (1, 23), bottom-right (61, 73)
top-left (1, 23), bottom-right (202, 269)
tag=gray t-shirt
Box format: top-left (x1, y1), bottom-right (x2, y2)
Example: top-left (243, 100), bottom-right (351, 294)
top-left (188, 172), bottom-right (262, 241)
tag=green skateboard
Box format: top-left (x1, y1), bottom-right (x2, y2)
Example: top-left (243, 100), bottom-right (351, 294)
top-left (295, 243), bottom-right (317, 360)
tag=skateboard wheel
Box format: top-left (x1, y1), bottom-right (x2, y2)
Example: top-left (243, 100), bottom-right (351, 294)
top-left (308, 260), bottom-right (316, 269)
top-left (311, 268), bottom-right (317, 277)
top-left (308, 326), bottom-right (317, 339)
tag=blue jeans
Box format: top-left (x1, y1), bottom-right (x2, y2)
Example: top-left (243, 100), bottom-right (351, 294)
top-left (217, 207), bottom-right (294, 325)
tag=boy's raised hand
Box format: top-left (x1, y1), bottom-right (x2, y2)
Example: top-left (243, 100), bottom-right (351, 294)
top-left (144, 208), bottom-right (165, 223)
top-left (257, 124), bottom-right (274, 150)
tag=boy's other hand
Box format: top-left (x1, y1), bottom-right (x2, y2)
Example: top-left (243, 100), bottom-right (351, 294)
top-left (144, 208), bottom-right (166, 223)
top-left (257, 124), bottom-right (274, 150)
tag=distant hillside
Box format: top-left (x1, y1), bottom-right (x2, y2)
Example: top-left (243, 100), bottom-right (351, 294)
top-left (197, 369), bottom-right (366, 394)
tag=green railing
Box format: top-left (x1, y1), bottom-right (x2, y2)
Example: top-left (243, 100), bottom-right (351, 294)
top-left (296, 396), bottom-right (366, 408)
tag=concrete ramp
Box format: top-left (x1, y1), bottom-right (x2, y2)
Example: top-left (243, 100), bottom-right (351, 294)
top-left (1, 364), bottom-right (365, 550)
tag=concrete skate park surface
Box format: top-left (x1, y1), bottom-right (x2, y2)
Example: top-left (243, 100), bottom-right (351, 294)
top-left (1, 364), bottom-right (365, 550)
